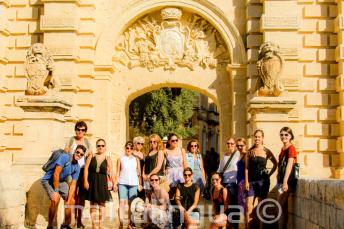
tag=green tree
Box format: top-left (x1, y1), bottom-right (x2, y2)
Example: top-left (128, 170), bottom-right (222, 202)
top-left (129, 88), bottom-right (197, 139)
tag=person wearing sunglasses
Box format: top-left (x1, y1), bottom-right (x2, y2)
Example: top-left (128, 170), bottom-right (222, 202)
top-left (209, 172), bottom-right (228, 229)
top-left (185, 139), bottom-right (206, 194)
top-left (64, 121), bottom-right (92, 229)
top-left (175, 167), bottom-right (201, 229)
top-left (235, 138), bottom-right (247, 226)
top-left (133, 136), bottom-right (146, 199)
top-left (166, 133), bottom-right (188, 201)
top-left (245, 129), bottom-right (277, 229)
top-left (84, 139), bottom-right (113, 229)
top-left (115, 141), bottom-right (142, 228)
top-left (142, 134), bottom-right (167, 194)
top-left (144, 174), bottom-right (170, 229)
top-left (276, 127), bottom-right (297, 229)
top-left (41, 145), bottom-right (86, 229)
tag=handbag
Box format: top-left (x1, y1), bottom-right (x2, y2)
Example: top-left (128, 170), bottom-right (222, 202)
top-left (277, 148), bottom-right (299, 191)
top-left (219, 152), bottom-right (236, 184)
top-left (106, 156), bottom-right (114, 191)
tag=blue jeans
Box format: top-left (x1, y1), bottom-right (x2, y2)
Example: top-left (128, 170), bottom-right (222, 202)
top-left (118, 184), bottom-right (138, 201)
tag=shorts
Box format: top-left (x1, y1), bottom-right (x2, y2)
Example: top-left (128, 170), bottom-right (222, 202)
top-left (41, 179), bottom-right (69, 200)
top-left (247, 180), bottom-right (268, 198)
top-left (118, 184), bottom-right (138, 201)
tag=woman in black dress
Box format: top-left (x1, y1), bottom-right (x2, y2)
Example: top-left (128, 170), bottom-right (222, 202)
top-left (84, 139), bottom-right (114, 229)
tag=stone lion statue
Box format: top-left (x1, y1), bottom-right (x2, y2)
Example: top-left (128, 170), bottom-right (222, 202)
top-left (256, 42), bottom-right (284, 96)
top-left (25, 43), bottom-right (58, 95)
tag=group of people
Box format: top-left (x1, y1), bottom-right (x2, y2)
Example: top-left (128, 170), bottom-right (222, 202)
top-left (41, 121), bottom-right (298, 229)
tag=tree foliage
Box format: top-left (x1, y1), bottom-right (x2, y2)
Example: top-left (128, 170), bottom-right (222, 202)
top-left (129, 88), bottom-right (197, 139)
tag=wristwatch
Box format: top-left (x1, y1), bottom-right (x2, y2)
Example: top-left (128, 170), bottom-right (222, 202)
top-left (54, 188), bottom-right (59, 193)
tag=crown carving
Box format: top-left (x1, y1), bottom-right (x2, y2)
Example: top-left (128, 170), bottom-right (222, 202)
top-left (161, 7), bottom-right (182, 20)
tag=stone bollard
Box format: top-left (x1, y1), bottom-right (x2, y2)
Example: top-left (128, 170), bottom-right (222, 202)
top-left (0, 169), bottom-right (25, 228)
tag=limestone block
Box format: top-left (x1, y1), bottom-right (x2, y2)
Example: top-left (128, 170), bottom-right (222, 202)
top-left (319, 108), bottom-right (336, 121)
top-left (330, 94), bottom-right (339, 106)
top-left (77, 63), bottom-right (94, 77)
top-left (299, 48), bottom-right (317, 61)
top-left (300, 19), bottom-right (317, 32)
top-left (9, 21), bottom-right (28, 34)
top-left (330, 35), bottom-right (337, 47)
top-left (78, 48), bottom-right (94, 62)
top-left (317, 20), bottom-right (334, 32)
top-left (247, 49), bottom-right (259, 62)
top-left (79, 6), bottom-right (95, 20)
top-left (246, 19), bottom-right (260, 33)
top-left (336, 75), bottom-right (344, 91)
top-left (306, 123), bottom-right (329, 136)
top-left (304, 63), bottom-right (328, 76)
top-left (247, 35), bottom-right (262, 48)
top-left (40, 15), bottom-right (78, 31)
top-left (16, 7), bottom-right (39, 20)
top-left (305, 93), bottom-right (329, 106)
top-left (335, 15), bottom-right (344, 33)
top-left (304, 34), bottom-right (328, 47)
top-left (77, 34), bottom-right (95, 48)
top-left (330, 124), bottom-right (339, 136)
top-left (329, 5), bottom-right (337, 18)
top-left (261, 15), bottom-right (299, 30)
top-left (302, 108), bottom-right (319, 121)
top-left (301, 78), bottom-right (317, 91)
top-left (330, 64), bottom-right (338, 76)
top-left (319, 139), bottom-right (337, 151)
top-left (319, 78), bottom-right (336, 91)
top-left (318, 49), bottom-right (335, 61)
top-left (302, 137), bottom-right (318, 151)
top-left (29, 0), bottom-right (43, 5)
top-left (15, 36), bottom-right (35, 48)
top-left (246, 5), bottom-right (263, 19)
top-left (9, 0), bottom-right (26, 6)
top-left (335, 45), bottom-right (344, 61)
top-left (8, 49), bottom-right (26, 62)
top-left (247, 63), bottom-right (258, 76)
top-left (303, 5), bottom-right (328, 18)
top-left (28, 21), bottom-right (40, 33)
top-left (78, 20), bottom-right (95, 35)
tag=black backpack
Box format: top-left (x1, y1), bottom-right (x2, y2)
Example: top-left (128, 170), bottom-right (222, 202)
top-left (42, 149), bottom-right (70, 172)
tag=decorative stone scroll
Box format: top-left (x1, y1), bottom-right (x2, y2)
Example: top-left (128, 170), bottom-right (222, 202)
top-left (113, 7), bottom-right (229, 72)
top-left (25, 43), bottom-right (59, 95)
top-left (256, 42), bottom-right (284, 96)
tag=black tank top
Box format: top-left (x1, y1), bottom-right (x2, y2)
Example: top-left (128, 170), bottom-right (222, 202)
top-left (144, 151), bottom-right (165, 176)
top-left (178, 183), bottom-right (198, 210)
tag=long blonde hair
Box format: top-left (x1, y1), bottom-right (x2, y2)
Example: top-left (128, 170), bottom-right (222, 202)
top-left (149, 134), bottom-right (163, 152)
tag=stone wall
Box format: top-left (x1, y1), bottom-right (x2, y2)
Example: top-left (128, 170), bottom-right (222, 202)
top-left (290, 179), bottom-right (344, 229)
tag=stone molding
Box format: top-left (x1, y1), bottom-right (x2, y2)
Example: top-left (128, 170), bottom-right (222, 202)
top-left (247, 97), bottom-right (297, 114)
top-left (334, 15), bottom-right (344, 33)
top-left (40, 15), bottom-right (78, 31)
top-left (48, 46), bottom-right (78, 60)
top-left (15, 95), bottom-right (72, 114)
top-left (261, 15), bottom-right (299, 30)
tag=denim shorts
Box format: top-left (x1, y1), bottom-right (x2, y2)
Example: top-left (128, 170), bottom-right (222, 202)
top-left (118, 184), bottom-right (138, 201)
top-left (41, 179), bottom-right (69, 200)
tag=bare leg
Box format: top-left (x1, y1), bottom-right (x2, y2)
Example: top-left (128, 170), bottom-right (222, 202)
top-left (119, 200), bottom-right (128, 224)
top-left (90, 202), bottom-right (98, 229)
top-left (76, 198), bottom-right (85, 228)
top-left (246, 196), bottom-right (254, 229)
top-left (64, 197), bottom-right (75, 226)
top-left (48, 199), bottom-right (60, 227)
top-left (99, 202), bottom-right (105, 229)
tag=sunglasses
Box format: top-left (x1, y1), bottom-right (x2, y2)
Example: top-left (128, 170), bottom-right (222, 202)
top-left (150, 141), bottom-right (157, 144)
top-left (97, 144), bottom-right (105, 148)
top-left (190, 145), bottom-right (198, 148)
top-left (236, 144), bottom-right (245, 148)
top-left (171, 139), bottom-right (178, 143)
top-left (227, 142), bottom-right (235, 145)
top-left (76, 128), bottom-right (86, 132)
top-left (183, 173), bottom-right (192, 177)
top-left (75, 151), bottom-right (85, 156)
top-left (150, 178), bottom-right (159, 182)
top-left (280, 133), bottom-right (289, 137)
top-left (136, 142), bottom-right (144, 145)
top-left (126, 146), bottom-right (133, 150)
top-left (212, 178), bottom-right (220, 181)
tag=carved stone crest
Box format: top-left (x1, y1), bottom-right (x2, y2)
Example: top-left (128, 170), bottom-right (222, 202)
top-left (25, 43), bottom-right (58, 95)
top-left (256, 42), bottom-right (284, 96)
top-left (113, 8), bottom-right (229, 72)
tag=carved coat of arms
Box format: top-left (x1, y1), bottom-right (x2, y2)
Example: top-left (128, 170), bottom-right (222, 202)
top-left (25, 43), bottom-right (58, 95)
top-left (114, 8), bottom-right (229, 72)
top-left (256, 42), bottom-right (284, 96)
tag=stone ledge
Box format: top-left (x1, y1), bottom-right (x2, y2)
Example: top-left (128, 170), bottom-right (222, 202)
top-left (15, 95), bottom-right (72, 114)
top-left (40, 15), bottom-right (78, 31)
top-left (248, 97), bottom-right (297, 114)
top-left (261, 15), bottom-right (299, 30)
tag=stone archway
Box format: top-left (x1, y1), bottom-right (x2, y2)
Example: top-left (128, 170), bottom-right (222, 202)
top-left (93, 2), bottom-right (247, 154)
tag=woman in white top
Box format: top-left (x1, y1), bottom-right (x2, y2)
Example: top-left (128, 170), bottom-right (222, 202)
top-left (115, 141), bottom-right (142, 228)
top-left (64, 120), bottom-right (92, 229)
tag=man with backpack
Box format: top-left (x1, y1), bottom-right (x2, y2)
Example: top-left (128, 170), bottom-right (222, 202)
top-left (41, 145), bottom-right (87, 229)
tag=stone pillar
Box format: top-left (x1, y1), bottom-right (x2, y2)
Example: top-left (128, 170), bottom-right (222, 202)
top-left (335, 0), bottom-right (344, 178)
top-left (0, 0), bottom-right (9, 167)
top-left (227, 64), bottom-right (247, 138)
